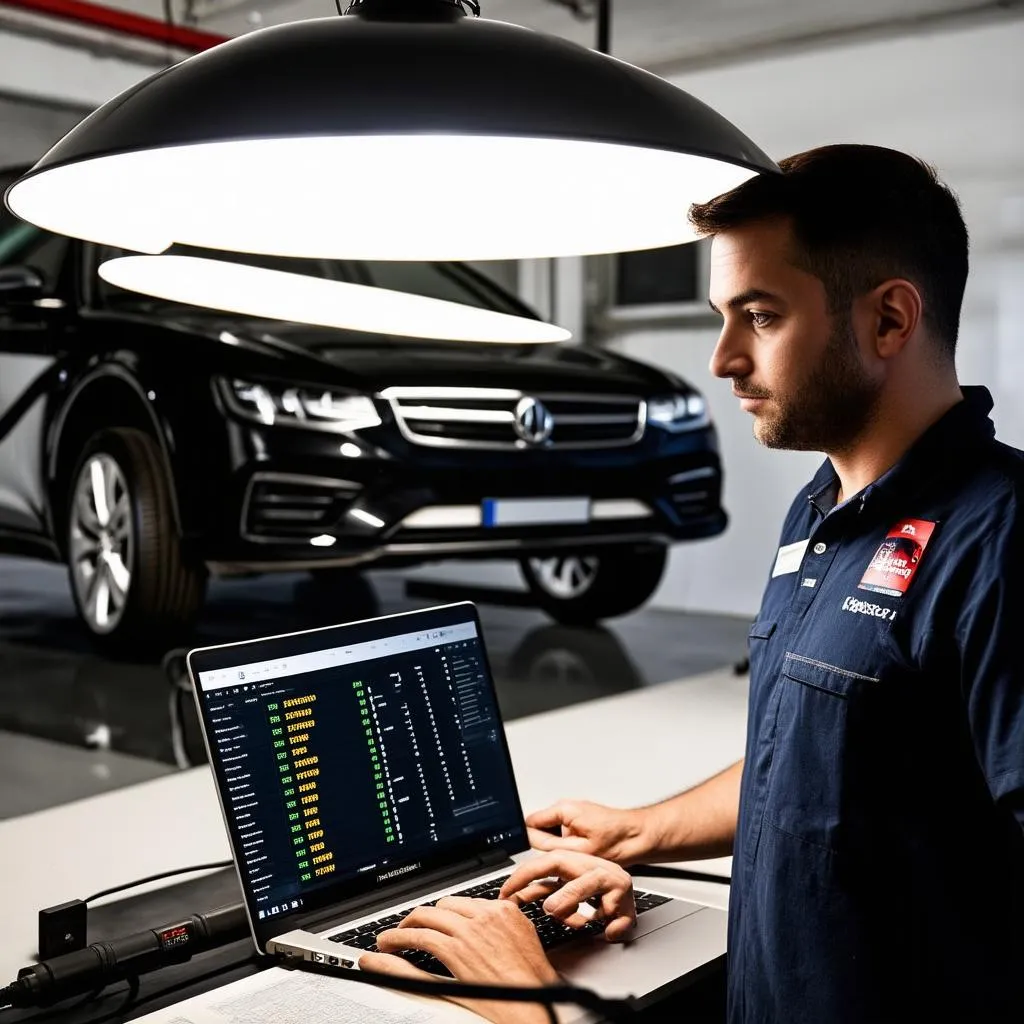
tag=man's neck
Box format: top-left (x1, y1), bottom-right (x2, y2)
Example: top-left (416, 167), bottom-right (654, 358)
top-left (831, 382), bottom-right (964, 505)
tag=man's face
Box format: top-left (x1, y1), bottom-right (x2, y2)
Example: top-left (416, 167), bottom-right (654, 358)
top-left (707, 218), bottom-right (882, 454)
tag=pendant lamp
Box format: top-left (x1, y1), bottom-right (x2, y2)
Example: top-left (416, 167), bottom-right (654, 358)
top-left (4, 0), bottom-right (778, 261)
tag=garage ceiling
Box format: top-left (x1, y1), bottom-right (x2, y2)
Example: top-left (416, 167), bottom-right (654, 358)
top-left (194, 0), bottom-right (1018, 71)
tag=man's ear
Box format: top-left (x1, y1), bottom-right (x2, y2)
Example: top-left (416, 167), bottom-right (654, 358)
top-left (865, 279), bottom-right (923, 359)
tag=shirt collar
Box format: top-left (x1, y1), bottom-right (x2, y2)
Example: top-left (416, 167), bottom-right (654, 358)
top-left (806, 386), bottom-right (995, 519)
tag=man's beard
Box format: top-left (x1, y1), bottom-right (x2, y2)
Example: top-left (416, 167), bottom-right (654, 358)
top-left (745, 318), bottom-right (882, 453)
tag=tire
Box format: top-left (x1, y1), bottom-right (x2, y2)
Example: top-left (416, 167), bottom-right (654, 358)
top-left (519, 543), bottom-right (668, 625)
top-left (508, 624), bottom-right (645, 693)
top-left (65, 427), bottom-right (206, 654)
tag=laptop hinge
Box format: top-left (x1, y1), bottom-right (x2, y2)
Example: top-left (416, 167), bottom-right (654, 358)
top-left (296, 850), bottom-right (514, 934)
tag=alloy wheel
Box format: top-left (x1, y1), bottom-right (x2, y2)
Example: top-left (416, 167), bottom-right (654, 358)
top-left (69, 454), bottom-right (134, 634)
top-left (527, 555), bottom-right (599, 599)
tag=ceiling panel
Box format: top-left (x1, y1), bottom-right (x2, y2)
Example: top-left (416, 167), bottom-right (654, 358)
top-left (195, 0), bottom-right (1011, 70)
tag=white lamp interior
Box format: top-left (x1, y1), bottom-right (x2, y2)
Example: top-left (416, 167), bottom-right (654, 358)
top-left (11, 136), bottom-right (756, 260)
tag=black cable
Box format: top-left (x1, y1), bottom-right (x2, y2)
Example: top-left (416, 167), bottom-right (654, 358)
top-left (630, 864), bottom-right (731, 885)
top-left (277, 954), bottom-right (636, 1020)
top-left (83, 862), bottom-right (233, 904)
top-left (27, 953), bottom-right (256, 1024)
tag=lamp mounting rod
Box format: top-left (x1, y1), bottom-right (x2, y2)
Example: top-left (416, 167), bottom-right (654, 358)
top-left (542, 0), bottom-right (611, 55)
top-left (345, 0), bottom-right (480, 18)
top-left (597, 0), bottom-right (610, 55)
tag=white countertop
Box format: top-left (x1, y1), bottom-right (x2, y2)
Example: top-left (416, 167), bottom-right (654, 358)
top-left (0, 667), bottom-right (747, 979)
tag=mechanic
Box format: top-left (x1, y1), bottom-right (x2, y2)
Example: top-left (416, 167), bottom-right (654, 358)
top-left (359, 145), bottom-right (1024, 1023)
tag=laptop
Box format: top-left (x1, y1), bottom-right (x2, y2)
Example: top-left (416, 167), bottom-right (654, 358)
top-left (187, 602), bottom-right (727, 1015)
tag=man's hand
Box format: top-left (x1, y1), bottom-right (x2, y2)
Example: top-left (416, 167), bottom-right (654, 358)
top-left (527, 799), bottom-right (652, 865)
top-left (360, 897), bottom-right (560, 1024)
top-left (500, 851), bottom-right (637, 942)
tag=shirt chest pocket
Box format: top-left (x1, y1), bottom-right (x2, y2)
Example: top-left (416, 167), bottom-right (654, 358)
top-left (763, 653), bottom-right (881, 852)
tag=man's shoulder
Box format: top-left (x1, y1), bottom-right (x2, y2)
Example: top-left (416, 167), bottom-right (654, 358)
top-left (969, 438), bottom-right (1024, 513)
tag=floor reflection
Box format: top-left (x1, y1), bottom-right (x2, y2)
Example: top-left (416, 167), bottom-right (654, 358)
top-left (165, 619), bottom-right (646, 768)
top-left (0, 558), bottom-right (687, 765)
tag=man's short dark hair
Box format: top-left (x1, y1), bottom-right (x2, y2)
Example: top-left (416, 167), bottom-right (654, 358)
top-left (688, 144), bottom-right (969, 357)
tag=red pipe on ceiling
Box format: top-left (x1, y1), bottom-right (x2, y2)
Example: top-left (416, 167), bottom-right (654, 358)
top-left (0, 0), bottom-right (229, 52)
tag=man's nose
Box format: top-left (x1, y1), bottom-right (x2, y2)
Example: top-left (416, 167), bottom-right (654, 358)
top-left (709, 326), bottom-right (752, 380)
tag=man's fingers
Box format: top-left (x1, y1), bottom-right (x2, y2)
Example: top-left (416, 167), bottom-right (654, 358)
top-left (376, 925), bottom-right (451, 961)
top-left (394, 905), bottom-right (471, 936)
top-left (525, 802), bottom-right (577, 830)
top-left (433, 895), bottom-right (487, 916)
top-left (602, 916), bottom-right (637, 943)
top-left (503, 880), bottom-right (560, 906)
top-left (599, 887), bottom-right (637, 928)
top-left (527, 827), bottom-right (593, 853)
top-left (500, 851), bottom-right (592, 899)
top-left (541, 868), bottom-right (629, 920)
top-left (500, 860), bottom-right (561, 899)
top-left (358, 950), bottom-right (438, 982)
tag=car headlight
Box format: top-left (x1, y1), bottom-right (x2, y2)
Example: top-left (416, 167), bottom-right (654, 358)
top-left (218, 377), bottom-right (382, 432)
top-left (646, 393), bottom-right (709, 432)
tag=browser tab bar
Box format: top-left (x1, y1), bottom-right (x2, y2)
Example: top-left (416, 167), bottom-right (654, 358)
top-left (196, 620), bottom-right (478, 690)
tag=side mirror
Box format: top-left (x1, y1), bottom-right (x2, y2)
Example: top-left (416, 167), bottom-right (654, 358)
top-left (0, 265), bottom-right (45, 303)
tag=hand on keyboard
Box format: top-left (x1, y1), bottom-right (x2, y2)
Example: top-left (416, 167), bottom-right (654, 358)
top-left (359, 897), bottom-right (562, 1024)
top-left (500, 850), bottom-right (638, 942)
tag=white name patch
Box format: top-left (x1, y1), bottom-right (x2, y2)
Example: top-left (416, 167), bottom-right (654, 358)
top-left (842, 595), bottom-right (897, 622)
top-left (772, 539), bottom-right (809, 578)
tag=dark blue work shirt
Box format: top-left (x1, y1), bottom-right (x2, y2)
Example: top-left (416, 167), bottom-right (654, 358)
top-left (728, 387), bottom-right (1024, 1023)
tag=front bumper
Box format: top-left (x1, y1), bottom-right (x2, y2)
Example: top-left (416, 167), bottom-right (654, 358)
top-left (200, 419), bottom-right (727, 573)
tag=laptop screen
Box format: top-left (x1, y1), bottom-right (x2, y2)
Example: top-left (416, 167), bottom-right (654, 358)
top-left (187, 603), bottom-right (527, 930)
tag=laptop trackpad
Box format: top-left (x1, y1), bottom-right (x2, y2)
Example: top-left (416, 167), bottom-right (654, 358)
top-left (626, 896), bottom-right (704, 940)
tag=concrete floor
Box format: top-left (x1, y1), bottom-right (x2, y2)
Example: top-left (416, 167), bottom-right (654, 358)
top-left (0, 555), bottom-right (751, 819)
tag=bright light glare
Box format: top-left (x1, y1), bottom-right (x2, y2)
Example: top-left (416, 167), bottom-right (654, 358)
top-left (9, 136), bottom-right (757, 260)
top-left (99, 255), bottom-right (570, 344)
top-left (310, 534), bottom-right (337, 547)
top-left (339, 443), bottom-right (362, 458)
top-left (349, 508), bottom-right (386, 529)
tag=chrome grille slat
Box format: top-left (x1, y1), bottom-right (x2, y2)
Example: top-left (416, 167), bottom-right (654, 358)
top-left (252, 489), bottom-right (335, 501)
top-left (384, 388), bottom-right (646, 450)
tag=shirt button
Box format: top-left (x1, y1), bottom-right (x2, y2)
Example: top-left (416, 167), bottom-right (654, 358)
top-left (813, 542), bottom-right (827, 555)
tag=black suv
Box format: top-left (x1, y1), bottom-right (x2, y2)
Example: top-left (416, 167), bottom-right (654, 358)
top-left (0, 167), bottom-right (726, 652)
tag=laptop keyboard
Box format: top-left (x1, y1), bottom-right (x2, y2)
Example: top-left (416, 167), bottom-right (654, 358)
top-left (327, 874), bottom-right (673, 977)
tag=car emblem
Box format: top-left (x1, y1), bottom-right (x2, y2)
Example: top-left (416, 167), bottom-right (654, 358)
top-left (513, 397), bottom-right (554, 445)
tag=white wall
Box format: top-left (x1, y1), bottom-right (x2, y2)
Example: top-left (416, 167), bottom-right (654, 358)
top-left (0, 30), bottom-right (148, 110)
top-left (0, 95), bottom-right (86, 167)
top-left (607, 17), bottom-right (1024, 618)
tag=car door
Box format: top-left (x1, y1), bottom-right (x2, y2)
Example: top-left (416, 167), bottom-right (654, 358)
top-left (0, 196), bottom-right (72, 539)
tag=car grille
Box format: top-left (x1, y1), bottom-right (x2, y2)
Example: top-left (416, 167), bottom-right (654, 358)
top-left (242, 473), bottom-right (361, 543)
top-left (382, 388), bottom-right (646, 450)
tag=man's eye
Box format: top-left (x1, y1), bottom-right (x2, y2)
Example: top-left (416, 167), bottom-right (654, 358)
top-left (748, 311), bottom-right (776, 328)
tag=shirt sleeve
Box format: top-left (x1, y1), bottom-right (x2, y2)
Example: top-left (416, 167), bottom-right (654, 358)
top-left (955, 499), bottom-right (1024, 830)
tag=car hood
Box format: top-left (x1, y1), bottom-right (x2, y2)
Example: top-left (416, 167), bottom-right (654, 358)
top-left (173, 315), bottom-right (682, 395)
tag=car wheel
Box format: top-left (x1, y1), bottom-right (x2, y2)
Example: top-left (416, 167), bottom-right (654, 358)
top-left (66, 428), bottom-right (206, 654)
top-left (519, 544), bottom-right (668, 625)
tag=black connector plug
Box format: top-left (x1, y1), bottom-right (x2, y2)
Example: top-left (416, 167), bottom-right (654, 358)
top-left (38, 900), bottom-right (87, 960)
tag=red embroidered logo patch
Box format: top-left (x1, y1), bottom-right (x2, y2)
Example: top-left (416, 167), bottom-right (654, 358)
top-left (858, 519), bottom-right (937, 598)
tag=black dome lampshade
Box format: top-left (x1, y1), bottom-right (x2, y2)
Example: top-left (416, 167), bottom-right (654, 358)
top-left (4, 0), bottom-right (779, 261)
